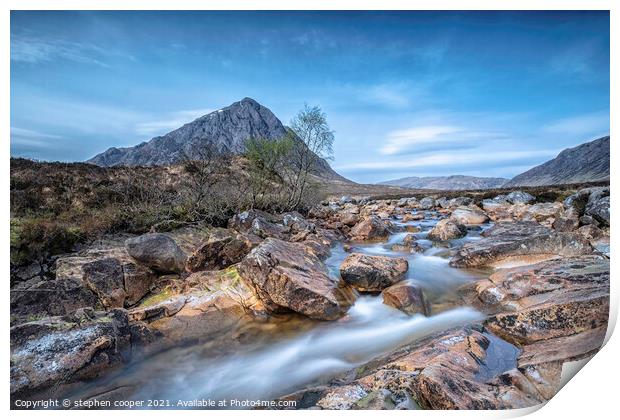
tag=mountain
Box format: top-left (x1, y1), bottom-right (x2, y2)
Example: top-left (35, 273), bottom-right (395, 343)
top-left (88, 97), bottom-right (345, 180)
top-left (379, 175), bottom-right (508, 190)
top-left (504, 136), bottom-right (610, 187)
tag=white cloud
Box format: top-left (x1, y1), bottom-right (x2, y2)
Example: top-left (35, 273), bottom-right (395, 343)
top-left (134, 108), bottom-right (215, 136)
top-left (380, 125), bottom-right (462, 154)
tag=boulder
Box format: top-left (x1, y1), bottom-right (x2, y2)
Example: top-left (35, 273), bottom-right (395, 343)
top-left (348, 215), bottom-right (390, 242)
top-left (10, 309), bottom-right (131, 399)
top-left (340, 253), bottom-right (408, 292)
top-left (586, 195), bottom-right (610, 227)
top-left (525, 202), bottom-right (563, 222)
top-left (450, 221), bottom-right (593, 268)
top-left (449, 206), bottom-right (489, 225)
top-left (186, 229), bottom-right (261, 272)
top-left (82, 258), bottom-right (126, 309)
top-left (402, 213), bottom-right (424, 222)
top-left (506, 191), bottom-right (535, 204)
top-left (418, 197), bottom-right (436, 210)
top-left (382, 282), bottom-right (428, 315)
top-left (227, 209), bottom-right (279, 231)
top-left (237, 238), bottom-right (354, 320)
top-left (125, 233), bottom-right (187, 274)
top-left (427, 219), bottom-right (467, 241)
top-left (249, 217), bottom-right (288, 239)
top-left (282, 212), bottom-right (315, 234)
top-left (477, 256), bottom-right (610, 345)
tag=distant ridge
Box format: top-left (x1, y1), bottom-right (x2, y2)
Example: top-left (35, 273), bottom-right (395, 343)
top-left (378, 175), bottom-right (507, 191)
top-left (504, 136), bottom-right (610, 187)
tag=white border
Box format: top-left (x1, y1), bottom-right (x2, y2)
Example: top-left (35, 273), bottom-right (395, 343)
top-left (2, 2), bottom-right (616, 419)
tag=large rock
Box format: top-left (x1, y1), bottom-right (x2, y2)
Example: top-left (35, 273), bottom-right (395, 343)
top-left (10, 309), bottom-right (131, 399)
top-left (474, 256), bottom-right (610, 345)
top-left (586, 195), bottom-right (610, 227)
top-left (525, 202), bottom-right (563, 222)
top-left (427, 219), bottom-right (467, 241)
top-left (82, 258), bottom-right (126, 309)
top-left (348, 215), bottom-right (390, 242)
top-left (11, 247), bottom-right (157, 322)
top-left (340, 253), bottom-right (408, 292)
top-left (228, 209), bottom-right (279, 231)
top-left (125, 233), bottom-right (187, 274)
top-left (279, 327), bottom-right (551, 410)
top-left (506, 191), bottom-right (535, 204)
top-left (449, 205), bottom-right (489, 225)
top-left (418, 197), bottom-right (436, 210)
top-left (450, 221), bottom-right (593, 268)
top-left (186, 229), bottom-right (261, 272)
top-left (128, 269), bottom-right (264, 355)
top-left (237, 238), bottom-right (354, 320)
top-left (382, 282), bottom-right (428, 315)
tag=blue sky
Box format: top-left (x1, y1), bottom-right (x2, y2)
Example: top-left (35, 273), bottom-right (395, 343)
top-left (10, 11), bottom-right (610, 183)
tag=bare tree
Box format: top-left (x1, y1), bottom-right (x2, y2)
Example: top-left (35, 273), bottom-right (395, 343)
top-left (285, 104), bottom-right (334, 209)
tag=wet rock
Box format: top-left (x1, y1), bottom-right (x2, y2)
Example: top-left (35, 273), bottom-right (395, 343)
top-left (348, 215), bottom-right (390, 242)
top-left (238, 238), bottom-right (354, 320)
top-left (10, 309), bottom-right (131, 399)
top-left (449, 205), bottom-right (489, 225)
top-left (450, 221), bottom-right (593, 268)
top-left (125, 233), bottom-right (187, 274)
top-left (585, 195), bottom-right (610, 227)
top-left (472, 256), bottom-right (609, 347)
top-left (427, 219), bottom-right (467, 241)
top-left (402, 213), bottom-right (424, 222)
top-left (340, 253), bottom-right (408, 292)
top-left (186, 229), bottom-right (261, 272)
top-left (128, 269), bottom-right (264, 354)
top-left (418, 197), bottom-right (436, 210)
top-left (280, 327), bottom-right (548, 410)
top-left (340, 212), bottom-right (360, 227)
top-left (382, 282), bottom-right (428, 315)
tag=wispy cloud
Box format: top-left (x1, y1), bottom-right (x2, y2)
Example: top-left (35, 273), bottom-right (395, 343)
top-left (542, 111), bottom-right (609, 137)
top-left (11, 127), bottom-right (62, 149)
top-left (11, 33), bottom-right (135, 67)
top-left (336, 149), bottom-right (558, 173)
top-left (380, 125), bottom-right (462, 154)
top-left (134, 108), bottom-right (215, 136)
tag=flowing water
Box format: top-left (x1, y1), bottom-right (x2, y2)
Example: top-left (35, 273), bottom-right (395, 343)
top-left (63, 210), bottom-right (517, 408)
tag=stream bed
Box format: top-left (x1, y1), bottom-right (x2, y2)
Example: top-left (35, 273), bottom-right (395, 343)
top-left (62, 210), bottom-right (520, 408)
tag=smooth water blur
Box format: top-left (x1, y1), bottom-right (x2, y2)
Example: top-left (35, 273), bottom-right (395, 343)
top-left (67, 298), bottom-right (484, 405)
top-left (64, 209), bottom-right (496, 407)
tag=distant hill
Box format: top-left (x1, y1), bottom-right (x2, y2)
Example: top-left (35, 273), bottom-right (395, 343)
top-left (379, 175), bottom-right (507, 190)
top-left (88, 97), bottom-right (346, 181)
top-left (504, 136), bottom-right (610, 187)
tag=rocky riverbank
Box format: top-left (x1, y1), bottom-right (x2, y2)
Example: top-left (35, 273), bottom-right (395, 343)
top-left (10, 186), bottom-right (610, 409)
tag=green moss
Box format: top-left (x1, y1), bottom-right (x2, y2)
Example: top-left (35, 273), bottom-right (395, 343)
top-left (139, 288), bottom-right (175, 307)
